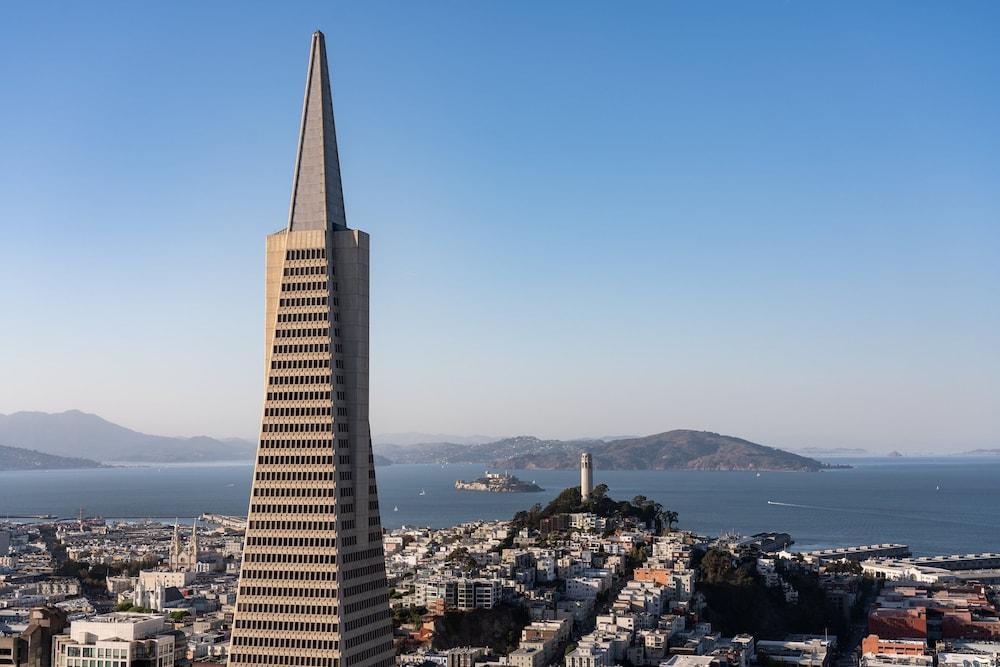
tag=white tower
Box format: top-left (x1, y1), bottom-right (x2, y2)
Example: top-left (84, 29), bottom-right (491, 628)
top-left (580, 452), bottom-right (593, 501)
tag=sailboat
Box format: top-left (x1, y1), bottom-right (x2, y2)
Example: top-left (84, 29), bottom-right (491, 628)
top-left (393, 505), bottom-right (399, 512)
top-left (419, 489), bottom-right (426, 496)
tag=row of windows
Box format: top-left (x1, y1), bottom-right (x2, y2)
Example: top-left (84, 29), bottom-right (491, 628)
top-left (345, 628), bottom-right (390, 650)
top-left (233, 603), bottom-right (336, 617)
top-left (274, 327), bottom-right (335, 339)
top-left (272, 343), bottom-right (331, 355)
top-left (246, 536), bottom-right (337, 547)
top-left (286, 248), bottom-right (325, 261)
top-left (277, 311), bottom-right (333, 324)
top-left (340, 547), bottom-right (383, 565)
top-left (265, 390), bottom-right (337, 401)
top-left (253, 487), bottom-right (335, 499)
top-left (259, 437), bottom-right (342, 448)
top-left (258, 455), bottom-right (335, 466)
top-left (250, 503), bottom-right (336, 514)
top-left (282, 265), bottom-right (327, 277)
top-left (234, 619), bottom-right (338, 634)
top-left (232, 637), bottom-right (338, 651)
top-left (270, 359), bottom-right (331, 370)
top-left (281, 281), bottom-right (335, 293)
top-left (262, 422), bottom-right (333, 433)
top-left (343, 592), bottom-right (389, 616)
top-left (248, 520), bottom-right (338, 531)
top-left (369, 530), bottom-right (382, 543)
top-left (244, 552), bottom-right (337, 565)
top-left (341, 563), bottom-right (383, 582)
top-left (264, 406), bottom-right (334, 417)
top-left (255, 471), bottom-right (335, 481)
top-left (229, 653), bottom-right (335, 666)
top-left (241, 569), bottom-right (337, 582)
top-left (343, 609), bottom-right (390, 633)
top-left (267, 374), bottom-right (335, 385)
top-left (239, 585), bottom-right (338, 599)
top-left (279, 296), bottom-right (329, 308)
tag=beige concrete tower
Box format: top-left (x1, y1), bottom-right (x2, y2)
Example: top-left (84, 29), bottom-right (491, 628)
top-left (228, 32), bottom-right (392, 667)
top-left (581, 452), bottom-right (593, 501)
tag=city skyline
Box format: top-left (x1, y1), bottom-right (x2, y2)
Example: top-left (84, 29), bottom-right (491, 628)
top-left (1, 3), bottom-right (998, 452)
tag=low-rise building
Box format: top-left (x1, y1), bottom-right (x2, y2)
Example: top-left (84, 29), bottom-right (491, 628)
top-left (52, 613), bottom-right (183, 667)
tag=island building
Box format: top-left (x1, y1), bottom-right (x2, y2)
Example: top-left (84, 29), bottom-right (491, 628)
top-left (581, 452), bottom-right (593, 501)
top-left (227, 31), bottom-right (393, 667)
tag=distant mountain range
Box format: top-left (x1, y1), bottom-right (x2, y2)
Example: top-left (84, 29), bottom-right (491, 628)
top-left (791, 446), bottom-right (870, 456)
top-left (0, 411), bottom-right (835, 471)
top-left (0, 410), bottom-right (399, 466)
top-left (373, 432), bottom-right (499, 446)
top-left (0, 444), bottom-right (106, 471)
top-left (0, 411), bottom-right (256, 464)
top-left (375, 430), bottom-right (834, 472)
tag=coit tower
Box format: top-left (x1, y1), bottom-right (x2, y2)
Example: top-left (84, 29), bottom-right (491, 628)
top-left (228, 32), bottom-right (393, 667)
top-left (581, 452), bottom-right (593, 501)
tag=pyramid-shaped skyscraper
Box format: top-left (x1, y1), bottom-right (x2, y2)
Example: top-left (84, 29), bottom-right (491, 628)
top-left (228, 31), bottom-right (393, 667)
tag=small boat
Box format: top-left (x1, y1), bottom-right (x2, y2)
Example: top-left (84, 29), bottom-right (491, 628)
top-left (755, 472), bottom-right (761, 478)
top-left (936, 485), bottom-right (940, 491)
top-left (419, 489), bottom-right (426, 496)
top-left (393, 505), bottom-right (399, 512)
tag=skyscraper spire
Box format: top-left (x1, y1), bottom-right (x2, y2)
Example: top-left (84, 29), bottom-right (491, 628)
top-left (287, 30), bottom-right (348, 232)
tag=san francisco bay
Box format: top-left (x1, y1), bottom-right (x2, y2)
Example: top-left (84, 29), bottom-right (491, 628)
top-left (1, 458), bottom-right (997, 556)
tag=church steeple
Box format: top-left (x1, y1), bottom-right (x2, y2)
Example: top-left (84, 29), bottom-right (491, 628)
top-left (170, 520), bottom-right (180, 569)
top-left (287, 30), bottom-right (347, 232)
top-left (190, 519), bottom-right (199, 566)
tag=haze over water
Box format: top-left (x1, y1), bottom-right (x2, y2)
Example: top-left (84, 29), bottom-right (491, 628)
top-left (1, 458), bottom-right (997, 557)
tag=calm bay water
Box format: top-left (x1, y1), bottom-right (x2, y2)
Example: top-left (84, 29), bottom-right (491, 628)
top-left (1, 458), bottom-right (998, 557)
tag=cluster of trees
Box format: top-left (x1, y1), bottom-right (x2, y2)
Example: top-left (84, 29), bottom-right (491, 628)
top-left (56, 557), bottom-right (159, 593)
top-left (446, 547), bottom-right (479, 572)
top-left (431, 603), bottom-right (530, 655)
top-left (391, 605), bottom-right (427, 629)
top-left (696, 549), bottom-right (848, 641)
top-left (511, 485), bottom-right (678, 534)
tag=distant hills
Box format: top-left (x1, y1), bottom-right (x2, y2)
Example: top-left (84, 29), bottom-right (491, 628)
top-left (374, 432), bottom-right (498, 447)
top-left (0, 411), bottom-right (834, 471)
top-left (0, 444), bottom-right (106, 471)
top-left (375, 430), bottom-right (834, 472)
top-left (961, 448), bottom-right (1000, 456)
top-left (0, 411), bottom-right (255, 464)
top-left (0, 410), bottom-right (399, 466)
top-left (792, 446), bottom-right (869, 456)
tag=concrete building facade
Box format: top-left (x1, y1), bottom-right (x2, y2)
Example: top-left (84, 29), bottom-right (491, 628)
top-left (227, 31), bottom-right (392, 667)
top-left (52, 613), bottom-right (181, 667)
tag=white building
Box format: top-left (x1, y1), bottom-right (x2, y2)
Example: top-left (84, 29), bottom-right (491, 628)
top-left (53, 613), bottom-right (182, 667)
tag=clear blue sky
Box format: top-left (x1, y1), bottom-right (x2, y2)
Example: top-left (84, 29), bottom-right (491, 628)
top-left (1, 2), bottom-right (997, 452)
